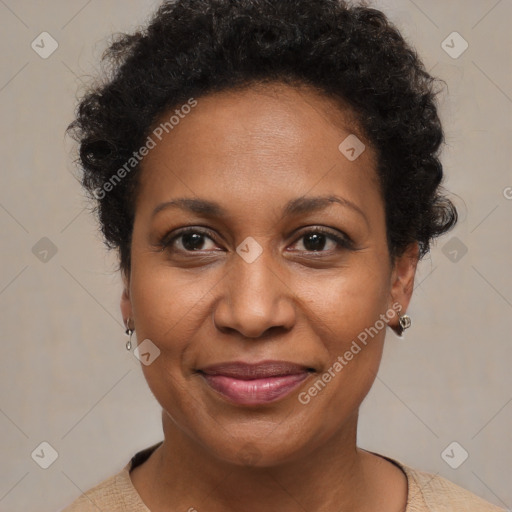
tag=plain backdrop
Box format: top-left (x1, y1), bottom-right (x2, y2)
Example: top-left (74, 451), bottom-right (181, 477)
top-left (0, 0), bottom-right (511, 510)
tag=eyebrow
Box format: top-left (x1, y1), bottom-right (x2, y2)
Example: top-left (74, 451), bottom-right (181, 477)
top-left (152, 194), bottom-right (368, 225)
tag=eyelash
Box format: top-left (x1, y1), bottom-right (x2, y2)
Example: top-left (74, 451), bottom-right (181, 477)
top-left (159, 226), bottom-right (354, 254)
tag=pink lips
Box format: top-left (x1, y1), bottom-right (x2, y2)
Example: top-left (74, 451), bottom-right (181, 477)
top-left (199, 361), bottom-right (312, 405)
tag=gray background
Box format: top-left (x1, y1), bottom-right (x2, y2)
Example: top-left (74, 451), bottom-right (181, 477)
top-left (1, 0), bottom-right (511, 510)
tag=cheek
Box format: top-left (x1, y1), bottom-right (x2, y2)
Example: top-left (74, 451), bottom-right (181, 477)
top-left (126, 241), bottom-right (391, 456)
top-left (295, 260), bottom-right (391, 346)
top-left (294, 269), bottom-right (389, 433)
top-left (130, 243), bottom-right (391, 354)
top-left (128, 263), bottom-right (205, 419)
top-left (129, 261), bottom-right (211, 346)
top-left (292, 258), bottom-right (390, 404)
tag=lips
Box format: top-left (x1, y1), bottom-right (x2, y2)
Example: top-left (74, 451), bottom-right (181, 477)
top-left (198, 361), bottom-right (313, 405)
top-left (200, 361), bottom-right (312, 379)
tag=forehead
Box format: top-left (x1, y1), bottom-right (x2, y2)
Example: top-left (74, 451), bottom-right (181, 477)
top-left (136, 82), bottom-right (381, 222)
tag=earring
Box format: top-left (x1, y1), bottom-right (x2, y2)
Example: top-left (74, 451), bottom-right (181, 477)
top-left (125, 319), bottom-right (134, 351)
top-left (396, 309), bottom-right (412, 337)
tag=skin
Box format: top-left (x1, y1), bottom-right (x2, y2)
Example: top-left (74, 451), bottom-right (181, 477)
top-left (121, 82), bottom-right (419, 511)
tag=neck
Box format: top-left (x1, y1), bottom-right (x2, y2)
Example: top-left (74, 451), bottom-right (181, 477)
top-left (145, 409), bottom-right (385, 512)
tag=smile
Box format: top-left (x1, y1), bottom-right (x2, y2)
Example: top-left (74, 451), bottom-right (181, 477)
top-left (198, 361), bottom-right (314, 405)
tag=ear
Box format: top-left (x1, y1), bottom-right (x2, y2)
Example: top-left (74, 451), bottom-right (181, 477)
top-left (120, 269), bottom-right (133, 328)
top-left (387, 242), bottom-right (419, 333)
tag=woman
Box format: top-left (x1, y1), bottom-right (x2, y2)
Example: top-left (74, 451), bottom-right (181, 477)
top-left (63, 0), bottom-right (505, 510)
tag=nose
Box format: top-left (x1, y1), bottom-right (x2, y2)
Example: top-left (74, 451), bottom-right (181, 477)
top-left (212, 249), bottom-right (296, 339)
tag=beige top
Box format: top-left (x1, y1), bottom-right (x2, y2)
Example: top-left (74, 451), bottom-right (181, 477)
top-left (61, 442), bottom-right (506, 511)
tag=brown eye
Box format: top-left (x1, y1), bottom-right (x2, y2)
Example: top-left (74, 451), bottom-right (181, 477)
top-left (161, 228), bottom-right (219, 253)
top-left (290, 228), bottom-right (353, 253)
top-left (179, 232), bottom-right (211, 251)
top-left (300, 232), bottom-right (333, 251)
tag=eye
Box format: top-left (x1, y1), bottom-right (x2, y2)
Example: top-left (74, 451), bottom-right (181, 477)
top-left (159, 226), bottom-right (353, 255)
top-left (289, 228), bottom-right (353, 253)
top-left (160, 227), bottom-right (220, 253)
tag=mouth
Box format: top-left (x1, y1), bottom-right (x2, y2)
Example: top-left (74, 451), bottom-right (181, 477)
top-left (197, 361), bottom-right (315, 405)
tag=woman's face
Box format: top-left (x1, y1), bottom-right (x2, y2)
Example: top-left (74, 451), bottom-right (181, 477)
top-left (122, 82), bottom-right (417, 465)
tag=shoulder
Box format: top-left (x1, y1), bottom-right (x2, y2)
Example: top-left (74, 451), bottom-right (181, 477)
top-left (402, 464), bottom-right (506, 512)
top-left (60, 469), bottom-right (126, 512)
top-left (60, 462), bottom-right (148, 512)
top-left (60, 442), bottom-right (161, 511)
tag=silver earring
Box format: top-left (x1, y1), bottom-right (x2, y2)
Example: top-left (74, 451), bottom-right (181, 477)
top-left (125, 319), bottom-right (134, 351)
top-left (396, 310), bottom-right (412, 337)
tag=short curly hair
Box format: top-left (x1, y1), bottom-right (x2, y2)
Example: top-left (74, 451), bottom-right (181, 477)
top-left (67, 0), bottom-right (457, 273)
